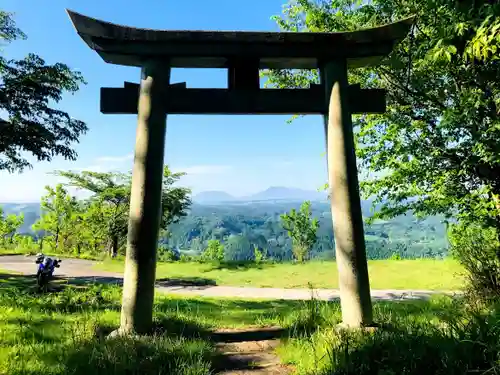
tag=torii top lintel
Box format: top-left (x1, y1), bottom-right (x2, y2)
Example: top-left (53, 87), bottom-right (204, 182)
top-left (67, 10), bottom-right (414, 69)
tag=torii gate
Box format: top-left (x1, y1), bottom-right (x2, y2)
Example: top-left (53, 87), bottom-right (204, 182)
top-left (67, 10), bottom-right (413, 334)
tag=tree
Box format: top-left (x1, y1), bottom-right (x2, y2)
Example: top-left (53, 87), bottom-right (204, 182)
top-left (280, 201), bottom-right (319, 262)
top-left (158, 166), bottom-right (192, 236)
top-left (0, 11), bottom-right (87, 172)
top-left (266, 0), bottom-right (500, 244)
top-left (0, 206), bottom-right (23, 244)
top-left (55, 166), bottom-right (191, 257)
top-left (201, 239), bottom-right (225, 262)
top-left (32, 184), bottom-right (78, 252)
top-left (55, 170), bottom-right (131, 257)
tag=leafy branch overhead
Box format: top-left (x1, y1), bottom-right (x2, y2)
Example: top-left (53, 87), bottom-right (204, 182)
top-left (0, 11), bottom-right (87, 172)
top-left (265, 0), bottom-right (500, 233)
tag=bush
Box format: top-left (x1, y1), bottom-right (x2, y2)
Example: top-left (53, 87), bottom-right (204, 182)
top-left (279, 295), bottom-right (500, 375)
top-left (158, 246), bottom-right (179, 262)
top-left (323, 306), bottom-right (500, 375)
top-left (200, 240), bottom-right (224, 263)
top-left (179, 254), bottom-right (196, 262)
top-left (389, 253), bottom-right (402, 260)
top-left (448, 222), bottom-right (500, 302)
top-left (253, 246), bottom-right (265, 264)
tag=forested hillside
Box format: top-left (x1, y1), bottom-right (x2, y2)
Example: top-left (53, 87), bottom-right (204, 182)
top-left (166, 201), bottom-right (448, 261)
top-left (1, 198), bottom-right (448, 261)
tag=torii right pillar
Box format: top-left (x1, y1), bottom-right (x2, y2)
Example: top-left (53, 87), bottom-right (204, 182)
top-left (321, 59), bottom-right (373, 327)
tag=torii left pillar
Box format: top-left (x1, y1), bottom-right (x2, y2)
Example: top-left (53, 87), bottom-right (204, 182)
top-left (119, 61), bottom-right (170, 334)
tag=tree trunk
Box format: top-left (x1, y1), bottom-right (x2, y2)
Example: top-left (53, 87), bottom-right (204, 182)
top-left (118, 62), bottom-right (170, 335)
top-left (54, 228), bottom-right (60, 251)
top-left (111, 235), bottom-right (118, 258)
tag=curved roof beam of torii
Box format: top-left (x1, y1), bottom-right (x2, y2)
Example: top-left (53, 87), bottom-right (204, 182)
top-left (66, 10), bottom-right (414, 69)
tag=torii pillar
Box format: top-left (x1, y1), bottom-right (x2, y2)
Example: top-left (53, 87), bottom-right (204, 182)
top-left (321, 60), bottom-right (372, 326)
top-left (67, 9), bottom-right (414, 333)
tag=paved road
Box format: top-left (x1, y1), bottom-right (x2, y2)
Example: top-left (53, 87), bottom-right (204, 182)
top-left (0, 255), bottom-right (461, 301)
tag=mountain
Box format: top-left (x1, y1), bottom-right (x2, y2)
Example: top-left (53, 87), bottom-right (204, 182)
top-left (193, 187), bottom-right (328, 204)
top-left (245, 186), bottom-right (327, 202)
top-left (193, 191), bottom-right (236, 203)
top-left (0, 202), bottom-right (41, 234)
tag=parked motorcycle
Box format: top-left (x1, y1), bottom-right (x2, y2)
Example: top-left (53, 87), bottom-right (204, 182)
top-left (35, 254), bottom-right (62, 289)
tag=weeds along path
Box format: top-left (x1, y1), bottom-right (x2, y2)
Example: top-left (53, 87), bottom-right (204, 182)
top-left (0, 255), bottom-right (461, 301)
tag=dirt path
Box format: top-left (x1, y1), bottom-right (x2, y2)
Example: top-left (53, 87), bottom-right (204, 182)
top-left (0, 255), bottom-right (461, 301)
top-left (212, 328), bottom-right (293, 374)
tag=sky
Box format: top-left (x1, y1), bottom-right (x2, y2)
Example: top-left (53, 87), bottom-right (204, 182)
top-left (0, 0), bottom-right (330, 202)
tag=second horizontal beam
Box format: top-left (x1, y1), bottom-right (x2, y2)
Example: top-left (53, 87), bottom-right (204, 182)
top-left (100, 87), bottom-right (386, 115)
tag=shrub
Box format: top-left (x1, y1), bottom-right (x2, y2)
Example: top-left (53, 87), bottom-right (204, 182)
top-left (322, 306), bottom-right (500, 375)
top-left (448, 222), bottom-right (500, 302)
top-left (179, 254), bottom-right (195, 262)
top-left (200, 240), bottom-right (224, 263)
top-left (280, 201), bottom-right (319, 263)
top-left (253, 246), bottom-right (265, 264)
top-left (389, 253), bottom-right (402, 260)
top-left (158, 246), bottom-right (179, 262)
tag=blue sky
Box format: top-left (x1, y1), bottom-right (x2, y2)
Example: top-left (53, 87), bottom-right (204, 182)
top-left (1, 0), bottom-right (330, 202)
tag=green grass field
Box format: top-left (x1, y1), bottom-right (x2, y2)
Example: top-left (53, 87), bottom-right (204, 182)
top-left (0, 271), bottom-right (498, 375)
top-left (95, 259), bottom-right (464, 290)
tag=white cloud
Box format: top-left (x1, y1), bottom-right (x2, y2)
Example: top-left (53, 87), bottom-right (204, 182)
top-left (73, 153), bottom-right (135, 173)
top-left (95, 154), bottom-right (134, 163)
top-left (174, 165), bottom-right (233, 175)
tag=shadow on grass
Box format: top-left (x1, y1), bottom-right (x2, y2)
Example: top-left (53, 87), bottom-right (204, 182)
top-left (0, 272), bottom-right (35, 289)
top-left (0, 273), bottom-right (121, 313)
top-left (203, 260), bottom-right (276, 272)
top-left (156, 277), bottom-right (216, 288)
top-left (69, 276), bottom-right (124, 286)
top-left (61, 335), bottom-right (214, 375)
top-left (4, 316), bottom-right (66, 345)
top-left (6, 316), bottom-right (215, 375)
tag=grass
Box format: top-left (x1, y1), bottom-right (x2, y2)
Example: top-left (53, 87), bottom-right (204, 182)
top-left (0, 271), bottom-right (498, 375)
top-left (278, 296), bottom-right (500, 374)
top-left (95, 258), bottom-right (464, 290)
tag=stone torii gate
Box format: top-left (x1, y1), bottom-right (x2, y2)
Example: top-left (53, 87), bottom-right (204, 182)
top-left (67, 10), bottom-right (413, 333)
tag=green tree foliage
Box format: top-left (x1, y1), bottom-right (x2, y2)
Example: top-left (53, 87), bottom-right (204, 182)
top-left (201, 239), bottom-right (225, 262)
top-left (158, 167), bottom-right (192, 236)
top-left (32, 184), bottom-right (79, 252)
top-left (55, 166), bottom-right (191, 256)
top-left (0, 10), bottom-right (87, 172)
top-left (55, 170), bottom-right (132, 257)
top-left (0, 206), bottom-right (23, 244)
top-left (164, 201), bottom-right (447, 261)
top-left (253, 245), bottom-right (265, 264)
top-left (448, 222), bottom-right (500, 301)
top-left (26, 166), bottom-right (192, 257)
top-left (265, 0), bottom-right (500, 234)
top-left (280, 201), bottom-right (319, 262)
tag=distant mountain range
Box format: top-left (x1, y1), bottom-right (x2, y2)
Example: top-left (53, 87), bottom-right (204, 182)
top-left (0, 202), bottom-right (41, 234)
top-left (193, 186), bottom-right (328, 204)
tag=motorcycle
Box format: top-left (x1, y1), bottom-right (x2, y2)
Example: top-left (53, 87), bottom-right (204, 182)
top-left (35, 254), bottom-right (62, 289)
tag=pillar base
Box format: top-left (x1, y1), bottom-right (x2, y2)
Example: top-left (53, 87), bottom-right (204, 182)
top-left (107, 328), bottom-right (141, 340)
top-left (335, 321), bottom-right (379, 332)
